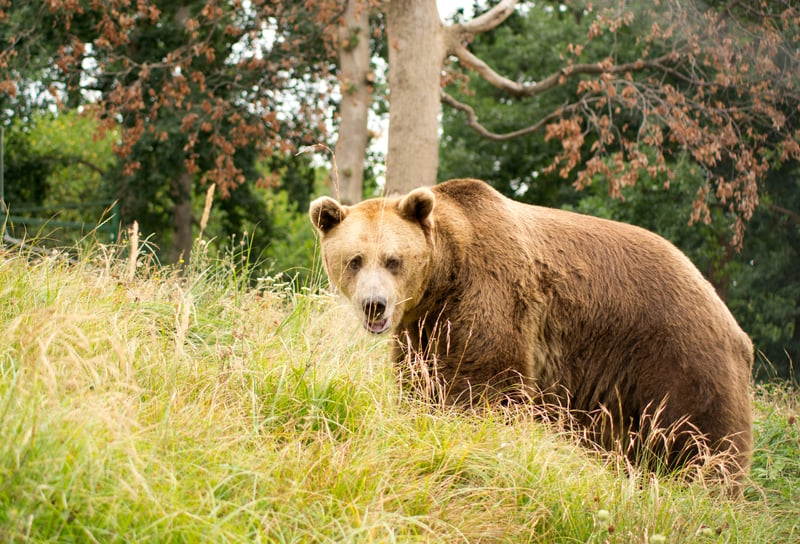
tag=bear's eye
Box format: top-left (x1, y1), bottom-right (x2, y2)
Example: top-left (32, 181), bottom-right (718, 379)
top-left (385, 256), bottom-right (402, 273)
top-left (347, 256), bottom-right (362, 271)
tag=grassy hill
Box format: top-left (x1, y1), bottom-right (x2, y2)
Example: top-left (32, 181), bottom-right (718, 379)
top-left (0, 242), bottom-right (798, 542)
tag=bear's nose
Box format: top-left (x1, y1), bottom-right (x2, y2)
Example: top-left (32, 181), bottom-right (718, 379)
top-left (362, 297), bottom-right (387, 320)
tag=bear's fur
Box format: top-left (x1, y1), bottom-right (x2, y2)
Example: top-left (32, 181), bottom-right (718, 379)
top-left (309, 178), bottom-right (753, 478)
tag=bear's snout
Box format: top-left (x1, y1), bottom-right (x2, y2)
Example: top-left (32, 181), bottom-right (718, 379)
top-left (362, 297), bottom-right (387, 319)
top-left (361, 297), bottom-right (391, 335)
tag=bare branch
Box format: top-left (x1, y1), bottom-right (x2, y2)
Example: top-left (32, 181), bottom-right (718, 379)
top-left (458, 0), bottom-right (518, 34)
top-left (450, 44), bottom-right (524, 94)
top-left (440, 90), bottom-right (576, 141)
top-left (451, 45), bottom-right (684, 97)
top-left (70, 157), bottom-right (107, 176)
top-left (768, 204), bottom-right (800, 227)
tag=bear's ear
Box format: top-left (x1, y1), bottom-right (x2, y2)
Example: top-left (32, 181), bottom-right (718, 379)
top-left (398, 187), bottom-right (435, 232)
top-left (309, 196), bottom-right (347, 234)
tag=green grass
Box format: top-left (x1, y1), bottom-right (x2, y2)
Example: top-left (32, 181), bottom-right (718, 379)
top-left (0, 242), bottom-right (798, 543)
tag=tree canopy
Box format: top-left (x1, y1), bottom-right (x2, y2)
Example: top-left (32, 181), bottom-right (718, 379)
top-left (1, 0), bottom-right (337, 261)
top-left (441, 0), bottom-right (800, 246)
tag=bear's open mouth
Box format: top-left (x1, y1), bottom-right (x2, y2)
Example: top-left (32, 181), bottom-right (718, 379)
top-left (364, 317), bottom-right (390, 334)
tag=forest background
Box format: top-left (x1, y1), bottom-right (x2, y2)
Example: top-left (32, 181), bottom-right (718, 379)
top-left (1, 0), bottom-right (799, 380)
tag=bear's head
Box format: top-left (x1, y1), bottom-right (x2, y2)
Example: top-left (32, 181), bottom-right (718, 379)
top-left (309, 188), bottom-right (435, 334)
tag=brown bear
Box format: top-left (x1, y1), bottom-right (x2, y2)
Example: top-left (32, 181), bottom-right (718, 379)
top-left (309, 178), bottom-right (753, 479)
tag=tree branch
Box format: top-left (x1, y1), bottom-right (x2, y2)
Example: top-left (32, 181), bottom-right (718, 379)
top-left (451, 45), bottom-right (684, 97)
top-left (768, 204), bottom-right (800, 227)
top-left (458, 0), bottom-right (518, 34)
top-left (70, 157), bottom-right (107, 176)
top-left (440, 90), bottom-right (576, 141)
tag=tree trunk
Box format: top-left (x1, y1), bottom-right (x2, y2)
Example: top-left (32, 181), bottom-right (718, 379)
top-left (334, 0), bottom-right (372, 205)
top-left (170, 4), bottom-right (194, 266)
top-left (384, 0), bottom-right (446, 194)
top-left (171, 171), bottom-right (193, 265)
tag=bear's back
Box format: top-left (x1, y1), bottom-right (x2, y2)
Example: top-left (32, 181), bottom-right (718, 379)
top-left (433, 178), bottom-right (741, 335)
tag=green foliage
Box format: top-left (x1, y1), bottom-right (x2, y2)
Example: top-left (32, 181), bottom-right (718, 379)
top-left (3, 111), bottom-right (116, 206)
top-left (261, 188), bottom-right (321, 286)
top-left (28, 111), bottom-right (117, 207)
top-left (2, 111), bottom-right (119, 244)
top-left (720, 165), bottom-right (800, 380)
top-left (0, 246), bottom-right (797, 541)
top-left (2, 122), bottom-right (51, 206)
top-left (171, 158), bottom-right (321, 286)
